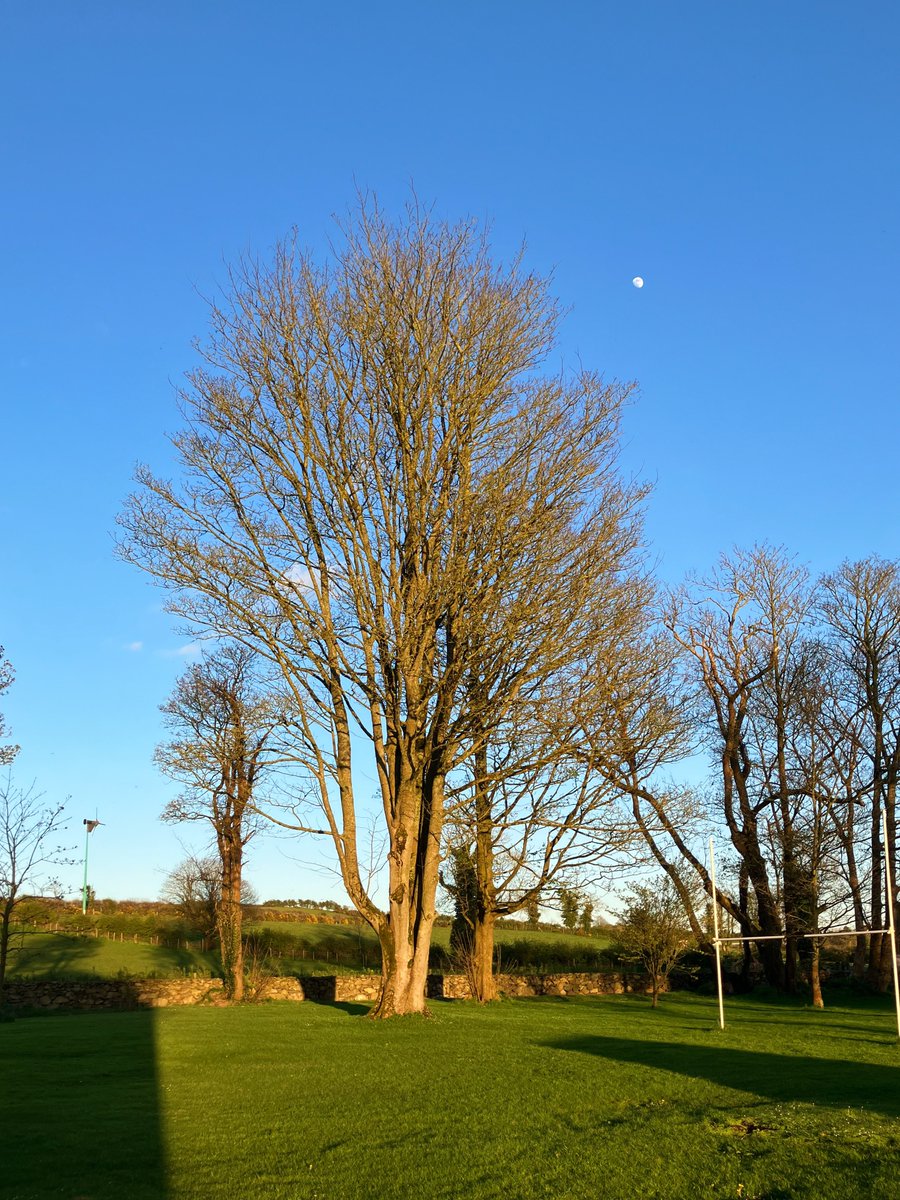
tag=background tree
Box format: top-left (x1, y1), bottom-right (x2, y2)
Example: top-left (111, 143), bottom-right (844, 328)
top-left (446, 844), bottom-right (480, 990)
top-left (614, 547), bottom-right (813, 991)
top-left (560, 887), bottom-right (580, 931)
top-left (0, 649), bottom-right (19, 767)
top-left (120, 198), bottom-right (644, 1017)
top-left (161, 853), bottom-right (258, 943)
top-left (156, 644), bottom-right (286, 1000)
top-left (525, 893), bottom-right (540, 929)
top-left (611, 548), bottom-right (898, 998)
top-left (161, 854), bottom-right (221, 939)
top-left (819, 557), bottom-right (900, 991)
top-left (0, 775), bottom-right (71, 1001)
top-left (614, 877), bottom-right (693, 1007)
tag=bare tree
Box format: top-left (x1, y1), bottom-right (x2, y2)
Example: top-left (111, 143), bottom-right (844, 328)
top-left (161, 854), bottom-right (222, 939)
top-left (156, 644), bottom-right (287, 1000)
top-left (598, 548), bottom-right (816, 993)
top-left (0, 649), bottom-right (18, 767)
top-left (439, 549), bottom-right (658, 1003)
top-left (441, 702), bottom-right (638, 1001)
top-left (161, 853), bottom-right (258, 943)
top-left (119, 198), bottom-right (644, 1016)
top-left (657, 547), bottom-right (814, 991)
top-left (819, 557), bottom-right (900, 991)
top-left (0, 776), bottom-right (71, 1000)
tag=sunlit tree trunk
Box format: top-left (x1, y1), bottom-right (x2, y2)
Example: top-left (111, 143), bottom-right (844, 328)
top-left (810, 937), bottom-right (824, 1009)
top-left (217, 826), bottom-right (245, 1002)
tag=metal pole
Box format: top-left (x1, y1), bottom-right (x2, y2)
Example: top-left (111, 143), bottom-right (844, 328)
top-left (882, 811), bottom-right (900, 1040)
top-left (709, 837), bottom-right (725, 1030)
top-left (82, 821), bottom-right (91, 914)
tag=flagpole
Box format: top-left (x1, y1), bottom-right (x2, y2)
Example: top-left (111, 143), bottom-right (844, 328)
top-left (81, 819), bottom-right (100, 914)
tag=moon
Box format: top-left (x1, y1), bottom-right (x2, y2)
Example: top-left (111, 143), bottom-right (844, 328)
top-left (632, 276), bottom-right (644, 288)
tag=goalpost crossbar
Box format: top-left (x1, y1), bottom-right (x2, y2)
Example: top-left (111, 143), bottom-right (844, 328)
top-left (713, 929), bottom-right (892, 944)
top-left (707, 810), bottom-right (900, 1038)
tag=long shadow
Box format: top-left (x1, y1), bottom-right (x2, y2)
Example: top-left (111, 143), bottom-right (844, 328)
top-left (541, 1033), bottom-right (900, 1117)
top-left (7, 930), bottom-right (103, 976)
top-left (314, 1000), bottom-right (372, 1017)
top-left (9, 929), bottom-right (212, 979)
top-left (0, 1004), bottom-right (167, 1198)
top-left (148, 942), bottom-right (212, 972)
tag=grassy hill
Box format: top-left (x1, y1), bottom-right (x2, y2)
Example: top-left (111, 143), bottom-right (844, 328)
top-left (6, 912), bottom-right (614, 982)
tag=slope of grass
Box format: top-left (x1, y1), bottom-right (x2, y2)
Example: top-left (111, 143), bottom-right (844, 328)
top-left (2, 992), bottom-right (898, 1199)
top-left (6, 930), bottom-right (216, 979)
top-left (4, 923), bottom-right (614, 983)
top-left (246, 919), bottom-right (613, 973)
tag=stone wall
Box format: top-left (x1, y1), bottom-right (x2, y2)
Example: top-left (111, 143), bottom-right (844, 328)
top-left (2, 975), bottom-right (304, 1012)
top-left (429, 971), bottom-right (646, 999)
top-left (3, 970), bottom-right (648, 1012)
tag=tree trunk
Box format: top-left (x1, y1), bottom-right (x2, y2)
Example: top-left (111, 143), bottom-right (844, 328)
top-left (0, 904), bottom-right (10, 1001)
top-left (368, 772), bottom-right (444, 1018)
top-left (370, 917), bottom-right (435, 1017)
top-left (852, 933), bottom-right (867, 980)
top-left (471, 743), bottom-right (498, 1003)
top-left (755, 937), bottom-right (785, 990)
top-left (810, 938), bottom-right (824, 1009)
top-left (471, 911), bottom-right (498, 1003)
top-left (875, 798), bottom-right (898, 992)
top-left (217, 837), bottom-right (244, 1002)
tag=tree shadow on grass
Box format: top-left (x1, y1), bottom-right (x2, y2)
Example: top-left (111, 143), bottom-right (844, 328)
top-left (147, 943), bottom-right (214, 973)
top-left (320, 1000), bottom-right (372, 1017)
top-left (0, 1008), bottom-right (167, 1199)
top-left (8, 930), bottom-right (214, 982)
top-left (7, 930), bottom-right (103, 976)
top-left (540, 1034), bottom-right (900, 1118)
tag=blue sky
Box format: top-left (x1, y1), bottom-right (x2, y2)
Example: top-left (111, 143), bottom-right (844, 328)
top-left (1, 2), bottom-right (898, 902)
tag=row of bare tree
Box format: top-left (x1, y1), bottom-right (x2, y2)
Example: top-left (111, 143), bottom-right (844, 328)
top-left (616, 549), bottom-right (900, 999)
top-left (116, 199), bottom-right (900, 1015)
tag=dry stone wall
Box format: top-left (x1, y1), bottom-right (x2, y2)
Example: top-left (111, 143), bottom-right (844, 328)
top-left (3, 970), bottom-right (649, 1012)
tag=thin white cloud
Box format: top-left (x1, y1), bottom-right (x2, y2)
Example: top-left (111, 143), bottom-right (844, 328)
top-left (282, 562), bottom-right (316, 590)
top-left (124, 641), bottom-right (144, 653)
top-left (159, 642), bottom-right (203, 660)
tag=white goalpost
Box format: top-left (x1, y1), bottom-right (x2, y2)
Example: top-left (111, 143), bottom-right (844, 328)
top-left (708, 811), bottom-right (900, 1038)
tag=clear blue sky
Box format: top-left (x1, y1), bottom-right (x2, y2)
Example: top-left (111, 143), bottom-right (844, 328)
top-left (1, 1), bottom-right (898, 902)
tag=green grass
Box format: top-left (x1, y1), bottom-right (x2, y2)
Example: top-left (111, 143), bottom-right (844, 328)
top-left (1, 992), bottom-right (898, 1199)
top-left (6, 931), bottom-right (216, 979)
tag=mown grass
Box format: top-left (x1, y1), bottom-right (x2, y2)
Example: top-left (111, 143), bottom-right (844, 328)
top-left (1, 992), bottom-right (898, 1199)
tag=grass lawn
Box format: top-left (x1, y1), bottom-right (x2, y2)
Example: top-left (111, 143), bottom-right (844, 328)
top-left (1, 991), bottom-right (898, 1199)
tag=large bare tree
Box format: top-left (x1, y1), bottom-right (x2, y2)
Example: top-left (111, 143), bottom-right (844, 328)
top-left (119, 199), bottom-right (644, 1016)
top-left (156, 644), bottom-right (287, 1000)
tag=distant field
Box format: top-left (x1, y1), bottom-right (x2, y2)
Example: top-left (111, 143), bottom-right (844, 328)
top-left (6, 931), bottom-right (217, 980)
top-left (2, 992), bottom-right (898, 1199)
top-left (5, 919), bottom-right (613, 982)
